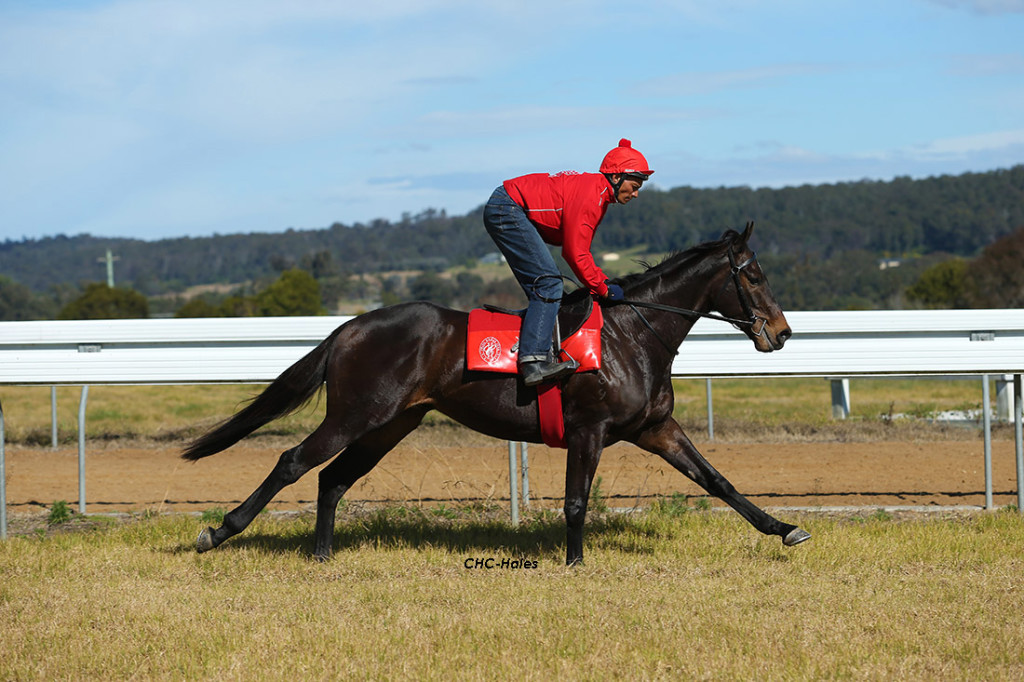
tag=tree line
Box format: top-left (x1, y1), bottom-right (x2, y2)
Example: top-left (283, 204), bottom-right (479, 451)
top-left (0, 165), bottom-right (1022, 319)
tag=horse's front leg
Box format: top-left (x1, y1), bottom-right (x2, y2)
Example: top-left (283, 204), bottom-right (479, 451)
top-left (631, 418), bottom-right (810, 546)
top-left (563, 430), bottom-right (606, 566)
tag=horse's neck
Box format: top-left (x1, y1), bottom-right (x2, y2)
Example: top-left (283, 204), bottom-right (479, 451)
top-left (641, 252), bottom-right (724, 309)
top-left (625, 254), bottom-right (728, 344)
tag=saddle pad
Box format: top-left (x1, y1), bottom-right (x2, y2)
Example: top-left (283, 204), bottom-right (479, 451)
top-left (466, 304), bottom-right (603, 373)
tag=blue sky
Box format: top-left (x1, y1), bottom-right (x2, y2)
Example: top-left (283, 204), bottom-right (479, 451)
top-left (2, 0), bottom-right (1023, 242)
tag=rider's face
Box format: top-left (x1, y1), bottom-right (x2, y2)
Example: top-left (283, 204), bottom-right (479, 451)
top-left (614, 176), bottom-right (644, 204)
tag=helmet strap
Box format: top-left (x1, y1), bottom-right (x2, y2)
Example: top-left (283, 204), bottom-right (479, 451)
top-left (604, 173), bottom-right (625, 202)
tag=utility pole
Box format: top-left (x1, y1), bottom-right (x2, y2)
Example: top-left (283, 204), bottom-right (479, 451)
top-left (97, 249), bottom-right (119, 287)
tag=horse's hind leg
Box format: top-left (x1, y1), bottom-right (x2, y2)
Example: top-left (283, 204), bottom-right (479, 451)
top-left (632, 418), bottom-right (811, 546)
top-left (196, 421), bottom-right (350, 553)
top-left (312, 408), bottom-right (429, 560)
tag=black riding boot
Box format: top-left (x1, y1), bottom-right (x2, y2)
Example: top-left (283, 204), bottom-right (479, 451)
top-left (519, 358), bottom-right (577, 386)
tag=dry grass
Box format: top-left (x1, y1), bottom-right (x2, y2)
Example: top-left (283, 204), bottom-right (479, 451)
top-left (2, 341), bottom-right (1018, 678)
top-left (2, 506), bottom-right (1023, 680)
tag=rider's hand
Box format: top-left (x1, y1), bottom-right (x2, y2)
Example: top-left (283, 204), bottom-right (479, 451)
top-left (604, 283), bottom-right (625, 302)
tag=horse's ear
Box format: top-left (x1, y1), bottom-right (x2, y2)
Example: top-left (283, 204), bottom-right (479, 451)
top-left (741, 220), bottom-right (755, 245)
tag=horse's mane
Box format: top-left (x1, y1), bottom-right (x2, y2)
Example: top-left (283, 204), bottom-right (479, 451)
top-left (561, 229), bottom-right (741, 306)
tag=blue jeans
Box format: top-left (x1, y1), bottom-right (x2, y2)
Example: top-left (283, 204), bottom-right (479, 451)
top-left (483, 186), bottom-right (562, 364)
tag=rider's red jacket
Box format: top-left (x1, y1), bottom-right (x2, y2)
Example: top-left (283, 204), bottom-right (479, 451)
top-left (503, 171), bottom-right (614, 297)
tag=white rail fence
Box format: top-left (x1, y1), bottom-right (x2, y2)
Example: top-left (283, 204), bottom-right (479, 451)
top-left (2, 310), bottom-right (1023, 539)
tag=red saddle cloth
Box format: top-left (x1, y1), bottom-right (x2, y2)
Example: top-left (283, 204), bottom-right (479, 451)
top-left (466, 304), bottom-right (604, 449)
top-left (466, 305), bottom-right (603, 374)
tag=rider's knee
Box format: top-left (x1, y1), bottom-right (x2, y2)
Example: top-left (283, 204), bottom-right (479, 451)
top-left (532, 280), bottom-right (562, 303)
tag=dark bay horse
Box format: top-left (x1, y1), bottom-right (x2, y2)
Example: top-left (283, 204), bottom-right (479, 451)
top-left (183, 222), bottom-right (810, 564)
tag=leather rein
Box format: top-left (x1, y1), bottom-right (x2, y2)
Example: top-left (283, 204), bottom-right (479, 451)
top-left (615, 245), bottom-right (769, 357)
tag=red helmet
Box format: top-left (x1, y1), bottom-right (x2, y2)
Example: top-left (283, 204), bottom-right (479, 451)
top-left (599, 138), bottom-right (654, 179)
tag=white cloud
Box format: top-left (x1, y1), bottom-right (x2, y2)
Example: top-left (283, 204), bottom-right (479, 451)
top-left (947, 53), bottom-right (1024, 76)
top-left (631, 64), bottom-right (836, 98)
top-left (413, 105), bottom-right (724, 138)
top-left (654, 127), bottom-right (1024, 192)
top-left (908, 129), bottom-right (1024, 157)
top-left (924, 0), bottom-right (1024, 14)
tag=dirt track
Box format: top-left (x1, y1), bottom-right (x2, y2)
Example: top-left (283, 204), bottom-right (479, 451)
top-left (5, 433), bottom-right (1022, 518)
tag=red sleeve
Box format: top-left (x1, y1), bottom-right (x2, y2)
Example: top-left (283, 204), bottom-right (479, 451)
top-left (560, 194), bottom-right (609, 296)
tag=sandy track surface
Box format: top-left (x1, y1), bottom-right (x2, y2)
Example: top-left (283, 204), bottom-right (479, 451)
top-left (5, 435), bottom-right (1021, 518)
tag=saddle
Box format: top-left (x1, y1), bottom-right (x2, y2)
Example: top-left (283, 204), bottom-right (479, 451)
top-left (466, 294), bottom-right (604, 449)
top-left (466, 294), bottom-right (603, 374)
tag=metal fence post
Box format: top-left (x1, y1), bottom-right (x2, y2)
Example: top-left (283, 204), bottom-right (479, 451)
top-left (78, 386), bottom-right (89, 515)
top-left (996, 375), bottom-right (1014, 422)
top-left (705, 378), bottom-right (715, 441)
top-left (831, 378), bottom-right (850, 419)
top-left (520, 442), bottom-right (529, 507)
top-left (982, 375), bottom-right (993, 510)
top-left (1015, 375), bottom-right (1023, 514)
top-left (508, 440), bottom-right (519, 526)
top-left (51, 386), bottom-right (58, 450)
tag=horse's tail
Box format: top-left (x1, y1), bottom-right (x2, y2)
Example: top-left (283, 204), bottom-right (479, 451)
top-left (181, 328), bottom-right (340, 461)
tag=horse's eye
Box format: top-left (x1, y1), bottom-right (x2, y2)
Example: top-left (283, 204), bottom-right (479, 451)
top-left (746, 274), bottom-right (762, 286)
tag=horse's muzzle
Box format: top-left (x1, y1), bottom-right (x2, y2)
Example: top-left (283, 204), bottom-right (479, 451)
top-left (774, 326), bottom-right (792, 350)
top-left (756, 324), bottom-right (791, 352)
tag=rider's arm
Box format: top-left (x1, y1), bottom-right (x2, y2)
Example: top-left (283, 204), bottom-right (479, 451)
top-left (560, 200), bottom-right (610, 297)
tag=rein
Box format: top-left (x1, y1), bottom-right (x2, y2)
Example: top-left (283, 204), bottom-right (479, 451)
top-left (614, 243), bottom-right (769, 356)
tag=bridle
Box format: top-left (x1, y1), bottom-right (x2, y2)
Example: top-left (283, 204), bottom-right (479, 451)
top-left (725, 245), bottom-right (770, 339)
top-left (616, 240), bottom-right (770, 356)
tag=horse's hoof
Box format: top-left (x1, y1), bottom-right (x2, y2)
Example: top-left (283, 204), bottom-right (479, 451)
top-left (196, 527), bottom-right (216, 553)
top-left (784, 528), bottom-right (811, 546)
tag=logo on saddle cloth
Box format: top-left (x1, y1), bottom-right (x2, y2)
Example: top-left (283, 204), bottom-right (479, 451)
top-left (466, 306), bottom-right (603, 374)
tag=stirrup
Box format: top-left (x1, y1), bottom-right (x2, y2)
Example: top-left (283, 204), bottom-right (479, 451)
top-left (519, 359), bottom-right (577, 386)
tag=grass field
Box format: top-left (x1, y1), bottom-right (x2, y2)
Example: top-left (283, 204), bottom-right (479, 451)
top-left (3, 377), bottom-right (1022, 679)
top-left (2, 506), bottom-right (1023, 680)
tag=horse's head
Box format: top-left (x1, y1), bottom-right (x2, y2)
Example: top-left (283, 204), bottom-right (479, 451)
top-left (712, 221), bottom-right (791, 352)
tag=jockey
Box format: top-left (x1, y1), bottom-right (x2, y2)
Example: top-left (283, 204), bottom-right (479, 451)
top-left (483, 138), bottom-right (654, 386)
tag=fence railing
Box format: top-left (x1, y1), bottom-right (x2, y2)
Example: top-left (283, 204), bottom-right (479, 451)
top-left (2, 310), bottom-right (1023, 539)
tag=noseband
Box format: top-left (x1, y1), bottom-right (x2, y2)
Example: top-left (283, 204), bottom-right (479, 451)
top-left (618, 242), bottom-right (770, 356)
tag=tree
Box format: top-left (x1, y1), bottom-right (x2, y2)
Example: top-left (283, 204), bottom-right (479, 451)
top-left (176, 270), bottom-right (326, 317)
top-left (905, 259), bottom-right (970, 308)
top-left (965, 226), bottom-right (1024, 308)
top-left (0, 275), bottom-right (55, 320)
top-left (218, 295), bottom-right (261, 317)
top-left (451, 271), bottom-right (485, 310)
top-left (408, 271), bottom-right (455, 306)
top-left (175, 298), bottom-right (222, 318)
top-left (58, 283), bottom-right (149, 319)
top-left (255, 269), bottom-right (324, 316)
top-left (301, 250), bottom-right (337, 279)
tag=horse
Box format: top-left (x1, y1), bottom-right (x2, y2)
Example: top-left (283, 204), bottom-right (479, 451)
top-left (183, 221), bottom-right (810, 565)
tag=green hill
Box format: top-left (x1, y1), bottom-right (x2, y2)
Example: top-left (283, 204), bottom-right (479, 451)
top-left (1, 166), bottom-right (1022, 315)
